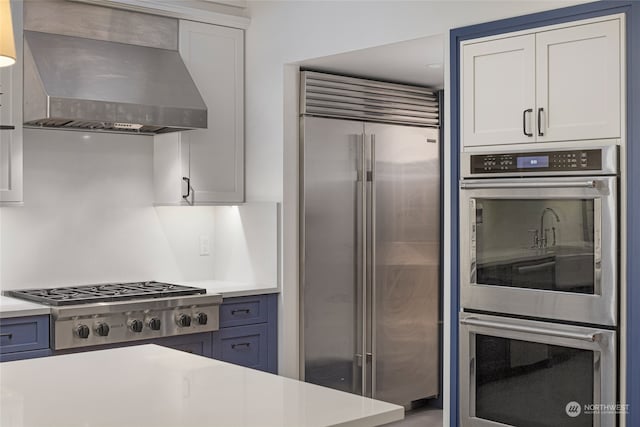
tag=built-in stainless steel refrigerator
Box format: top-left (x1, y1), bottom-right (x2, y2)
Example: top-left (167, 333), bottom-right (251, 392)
top-left (300, 115), bottom-right (440, 406)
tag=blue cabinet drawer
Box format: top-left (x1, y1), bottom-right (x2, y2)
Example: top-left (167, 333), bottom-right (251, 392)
top-left (219, 295), bottom-right (268, 327)
top-left (213, 324), bottom-right (268, 371)
top-left (155, 333), bottom-right (213, 358)
top-left (0, 315), bottom-right (50, 354)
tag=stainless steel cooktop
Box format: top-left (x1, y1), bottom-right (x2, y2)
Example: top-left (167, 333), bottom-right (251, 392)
top-left (4, 282), bottom-right (222, 351)
top-left (4, 281), bottom-right (206, 306)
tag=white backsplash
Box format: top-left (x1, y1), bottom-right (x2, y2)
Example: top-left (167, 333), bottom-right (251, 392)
top-left (0, 129), bottom-right (277, 290)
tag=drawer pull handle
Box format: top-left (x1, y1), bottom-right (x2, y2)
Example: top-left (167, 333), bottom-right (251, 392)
top-left (0, 333), bottom-right (13, 339)
top-left (231, 342), bottom-right (251, 349)
top-left (231, 309), bottom-right (251, 315)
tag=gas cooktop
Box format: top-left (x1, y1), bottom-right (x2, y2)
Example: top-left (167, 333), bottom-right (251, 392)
top-left (4, 281), bottom-right (206, 306)
top-left (4, 281), bottom-right (221, 351)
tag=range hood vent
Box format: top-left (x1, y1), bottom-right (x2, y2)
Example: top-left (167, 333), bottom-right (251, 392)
top-left (23, 31), bottom-right (207, 135)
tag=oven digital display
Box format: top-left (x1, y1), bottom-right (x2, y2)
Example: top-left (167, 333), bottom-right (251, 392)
top-left (517, 155), bottom-right (549, 168)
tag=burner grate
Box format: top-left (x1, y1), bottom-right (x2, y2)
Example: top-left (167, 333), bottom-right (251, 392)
top-left (4, 282), bottom-right (206, 306)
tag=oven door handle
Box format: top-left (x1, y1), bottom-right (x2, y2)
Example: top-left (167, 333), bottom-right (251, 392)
top-left (460, 317), bottom-right (601, 342)
top-left (460, 180), bottom-right (597, 190)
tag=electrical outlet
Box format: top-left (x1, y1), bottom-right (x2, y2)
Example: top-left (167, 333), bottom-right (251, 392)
top-left (199, 235), bottom-right (210, 256)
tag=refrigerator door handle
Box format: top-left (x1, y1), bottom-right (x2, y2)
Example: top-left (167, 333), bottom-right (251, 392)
top-left (369, 133), bottom-right (377, 398)
top-left (360, 131), bottom-right (368, 396)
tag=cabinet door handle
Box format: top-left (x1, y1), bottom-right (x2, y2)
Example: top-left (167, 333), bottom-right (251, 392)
top-left (0, 125), bottom-right (15, 130)
top-left (231, 308), bottom-right (250, 315)
top-left (537, 107), bottom-right (544, 136)
top-left (0, 333), bottom-right (13, 339)
top-left (523, 109), bottom-right (533, 137)
top-left (182, 176), bottom-right (191, 199)
top-left (231, 342), bottom-right (251, 349)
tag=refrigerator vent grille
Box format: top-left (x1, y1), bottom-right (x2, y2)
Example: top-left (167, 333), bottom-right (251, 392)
top-left (301, 71), bottom-right (439, 127)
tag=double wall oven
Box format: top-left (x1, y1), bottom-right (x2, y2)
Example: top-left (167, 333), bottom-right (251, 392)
top-left (459, 143), bottom-right (619, 427)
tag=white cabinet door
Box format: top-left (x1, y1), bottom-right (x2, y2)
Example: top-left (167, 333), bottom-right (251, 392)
top-left (462, 34), bottom-right (536, 147)
top-left (536, 19), bottom-right (621, 142)
top-left (179, 21), bottom-right (244, 204)
top-left (0, 0), bottom-right (23, 204)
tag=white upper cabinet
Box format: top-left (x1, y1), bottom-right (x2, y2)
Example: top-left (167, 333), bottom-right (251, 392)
top-left (462, 16), bottom-right (622, 148)
top-left (462, 35), bottom-right (536, 147)
top-left (536, 19), bottom-right (620, 142)
top-left (155, 21), bottom-right (244, 205)
top-left (0, 0), bottom-right (23, 204)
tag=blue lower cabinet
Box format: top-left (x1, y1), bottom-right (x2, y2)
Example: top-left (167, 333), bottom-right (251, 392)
top-left (152, 333), bottom-right (213, 358)
top-left (213, 324), bottom-right (269, 371)
top-left (0, 315), bottom-right (52, 362)
top-left (213, 294), bottom-right (278, 374)
top-left (219, 295), bottom-right (269, 328)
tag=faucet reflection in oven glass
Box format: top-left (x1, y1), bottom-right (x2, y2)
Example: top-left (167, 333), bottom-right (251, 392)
top-left (539, 207), bottom-right (560, 248)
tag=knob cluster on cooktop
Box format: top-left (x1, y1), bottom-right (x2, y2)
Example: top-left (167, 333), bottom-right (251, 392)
top-left (72, 311), bottom-right (210, 340)
top-left (175, 313), bottom-right (209, 327)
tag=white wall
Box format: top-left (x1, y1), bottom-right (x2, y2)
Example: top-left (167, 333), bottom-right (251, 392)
top-left (244, 0), bottom-right (586, 201)
top-left (212, 203), bottom-right (278, 286)
top-left (0, 129), bottom-right (217, 288)
top-left (0, 129), bottom-right (278, 290)
top-left (242, 0), bottom-right (588, 415)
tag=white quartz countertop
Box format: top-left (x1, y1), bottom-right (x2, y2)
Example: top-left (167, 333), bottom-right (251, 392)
top-left (169, 279), bottom-right (280, 298)
top-left (0, 296), bottom-right (50, 319)
top-left (0, 345), bottom-right (403, 427)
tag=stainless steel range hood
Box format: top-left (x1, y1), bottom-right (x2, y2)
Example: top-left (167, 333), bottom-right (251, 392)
top-left (23, 31), bottom-right (207, 135)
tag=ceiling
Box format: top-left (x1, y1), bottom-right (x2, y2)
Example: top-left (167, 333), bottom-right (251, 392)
top-left (299, 34), bottom-right (444, 90)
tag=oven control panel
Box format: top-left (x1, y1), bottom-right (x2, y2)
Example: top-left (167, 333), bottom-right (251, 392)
top-left (470, 149), bottom-right (603, 174)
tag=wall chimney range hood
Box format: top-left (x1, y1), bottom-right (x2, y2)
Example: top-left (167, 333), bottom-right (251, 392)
top-left (23, 31), bottom-right (207, 135)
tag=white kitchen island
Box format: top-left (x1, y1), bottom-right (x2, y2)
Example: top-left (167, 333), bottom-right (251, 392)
top-left (0, 344), bottom-right (403, 427)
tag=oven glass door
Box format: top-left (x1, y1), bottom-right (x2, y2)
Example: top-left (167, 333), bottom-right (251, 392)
top-left (460, 176), bottom-right (617, 326)
top-left (459, 313), bottom-right (616, 427)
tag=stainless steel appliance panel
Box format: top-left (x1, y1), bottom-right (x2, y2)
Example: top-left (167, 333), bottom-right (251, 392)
top-left (301, 116), bottom-right (365, 395)
top-left (460, 144), bottom-right (618, 178)
top-left (459, 312), bottom-right (616, 427)
top-left (23, 30), bottom-right (207, 133)
top-left (460, 176), bottom-right (617, 326)
top-left (367, 122), bottom-right (440, 404)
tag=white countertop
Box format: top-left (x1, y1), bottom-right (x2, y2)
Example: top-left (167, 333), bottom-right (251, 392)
top-left (0, 345), bottom-right (403, 427)
top-left (0, 296), bottom-right (50, 319)
top-left (171, 279), bottom-right (280, 298)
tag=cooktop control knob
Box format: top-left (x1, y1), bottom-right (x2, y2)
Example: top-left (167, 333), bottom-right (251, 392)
top-left (148, 317), bottom-right (162, 331)
top-left (196, 312), bottom-right (208, 325)
top-left (94, 322), bottom-right (110, 337)
top-left (176, 314), bottom-right (191, 327)
top-left (129, 319), bottom-right (144, 333)
top-left (75, 324), bottom-right (90, 339)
